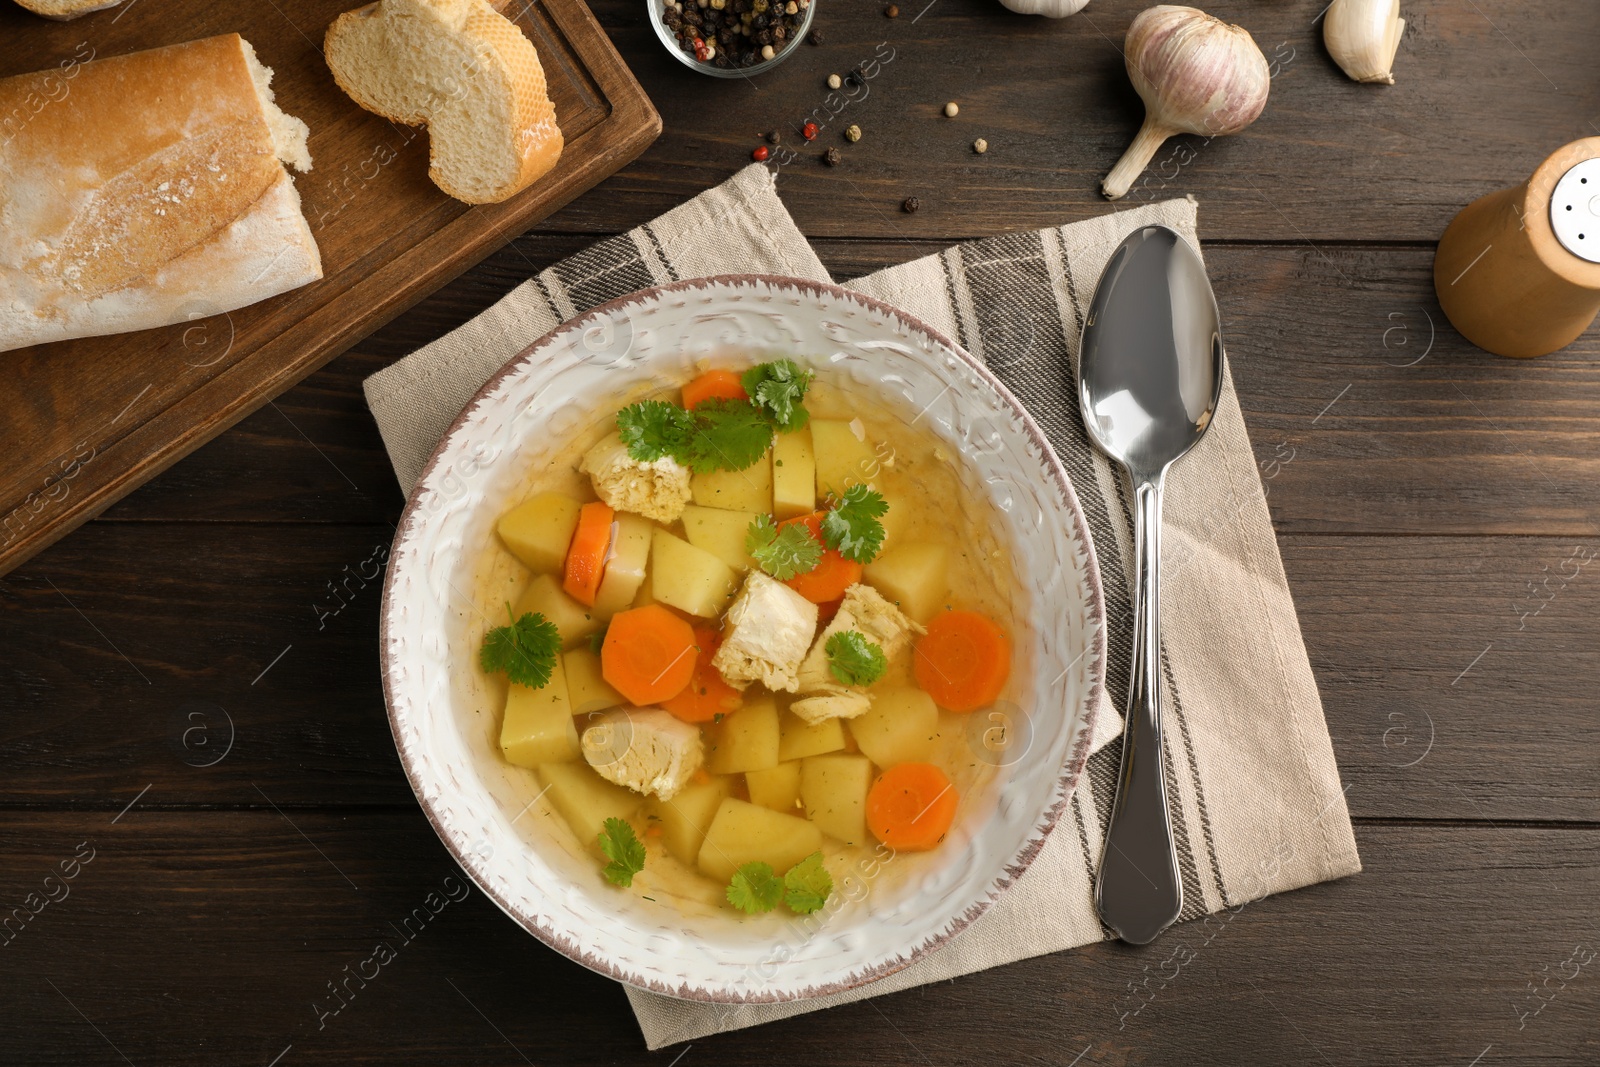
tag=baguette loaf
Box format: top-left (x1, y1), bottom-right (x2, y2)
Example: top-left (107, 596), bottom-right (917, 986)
top-left (0, 34), bottom-right (322, 353)
top-left (325, 0), bottom-right (562, 205)
top-left (13, 0), bottom-right (125, 19)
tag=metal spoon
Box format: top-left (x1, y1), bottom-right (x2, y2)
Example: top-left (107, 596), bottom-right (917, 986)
top-left (1077, 224), bottom-right (1224, 945)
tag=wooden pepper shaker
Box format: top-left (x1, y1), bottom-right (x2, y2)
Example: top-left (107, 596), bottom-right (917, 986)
top-left (1434, 137), bottom-right (1600, 358)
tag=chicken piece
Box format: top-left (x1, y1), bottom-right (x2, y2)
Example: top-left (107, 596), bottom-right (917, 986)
top-left (797, 582), bottom-right (924, 694)
top-left (790, 690), bottom-right (872, 726)
top-left (711, 572), bottom-right (819, 693)
top-left (580, 707), bottom-right (703, 800)
top-left (578, 431), bottom-right (692, 524)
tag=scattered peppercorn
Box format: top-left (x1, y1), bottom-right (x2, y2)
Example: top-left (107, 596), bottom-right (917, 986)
top-left (844, 124), bottom-right (862, 143)
top-left (752, 145), bottom-right (770, 162)
top-left (827, 73), bottom-right (842, 89)
top-left (944, 101), bottom-right (959, 117)
top-left (767, 129), bottom-right (782, 144)
top-left (885, 3), bottom-right (899, 15)
top-left (973, 138), bottom-right (988, 154)
top-left (902, 196), bottom-right (920, 213)
top-left (802, 121), bottom-right (819, 140)
top-left (807, 28), bottom-right (824, 44)
top-left (824, 146), bottom-right (842, 166)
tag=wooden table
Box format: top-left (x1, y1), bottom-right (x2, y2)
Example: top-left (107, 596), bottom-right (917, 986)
top-left (3, 1), bottom-right (1596, 1063)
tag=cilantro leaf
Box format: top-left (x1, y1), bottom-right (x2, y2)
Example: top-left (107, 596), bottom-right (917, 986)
top-left (682, 398), bottom-right (774, 474)
top-left (746, 515), bottom-right (823, 580)
top-left (479, 605), bottom-right (561, 689)
top-left (821, 484), bottom-right (889, 563)
top-left (782, 852), bottom-right (833, 914)
top-left (726, 861), bottom-right (785, 914)
top-left (616, 400), bottom-right (694, 463)
top-left (741, 360), bottom-right (813, 432)
top-left (598, 817), bottom-right (646, 887)
top-left (825, 630), bottom-right (887, 687)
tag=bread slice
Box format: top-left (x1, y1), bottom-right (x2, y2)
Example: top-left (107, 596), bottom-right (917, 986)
top-left (324, 0), bottom-right (563, 205)
top-left (0, 34), bottom-right (321, 353)
top-left (14, 0), bottom-right (125, 19)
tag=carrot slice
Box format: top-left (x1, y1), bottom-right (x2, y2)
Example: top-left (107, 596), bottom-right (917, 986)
top-left (779, 513), bottom-right (862, 603)
top-left (601, 605), bottom-right (697, 706)
top-left (563, 501), bottom-right (614, 607)
top-left (660, 627), bottom-right (743, 723)
top-left (867, 763), bottom-right (958, 851)
top-left (682, 369), bottom-right (748, 410)
top-left (913, 610), bottom-right (1011, 712)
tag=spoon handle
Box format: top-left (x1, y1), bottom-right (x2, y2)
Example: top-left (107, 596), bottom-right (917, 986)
top-left (1095, 474), bottom-right (1183, 944)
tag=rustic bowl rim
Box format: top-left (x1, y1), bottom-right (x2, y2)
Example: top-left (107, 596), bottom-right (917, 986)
top-left (379, 273), bottom-right (1108, 1002)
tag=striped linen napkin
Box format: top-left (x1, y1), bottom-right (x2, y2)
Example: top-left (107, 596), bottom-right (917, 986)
top-left (363, 164), bottom-right (1360, 1049)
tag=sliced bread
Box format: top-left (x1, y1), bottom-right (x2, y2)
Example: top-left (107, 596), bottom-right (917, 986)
top-left (0, 34), bottom-right (321, 352)
top-left (14, 0), bottom-right (126, 19)
top-left (324, 0), bottom-right (563, 205)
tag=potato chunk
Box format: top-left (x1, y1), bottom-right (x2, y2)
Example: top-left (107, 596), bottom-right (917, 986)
top-left (681, 504), bottom-right (759, 572)
top-left (500, 659), bottom-right (577, 767)
top-left (862, 541), bottom-right (950, 624)
top-left (562, 647), bottom-right (622, 715)
top-left (649, 776), bottom-right (733, 865)
top-left (497, 492), bottom-right (580, 573)
top-left (746, 761), bottom-right (801, 812)
top-left (697, 798), bottom-right (824, 882)
top-left (776, 708), bottom-right (847, 762)
top-left (691, 451), bottom-right (772, 513)
top-left (516, 573), bottom-right (600, 649)
top-left (799, 754), bottom-right (874, 846)
top-left (650, 528), bottom-right (738, 618)
top-left (848, 687), bottom-right (938, 769)
top-left (704, 696), bottom-right (780, 775)
top-left (537, 761), bottom-right (641, 848)
top-left (771, 426), bottom-right (815, 519)
top-left (592, 513), bottom-right (652, 617)
top-left (811, 418), bottom-right (878, 498)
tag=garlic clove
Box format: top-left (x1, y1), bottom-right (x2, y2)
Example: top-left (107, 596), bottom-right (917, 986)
top-left (1102, 5), bottom-right (1271, 200)
top-left (996, 0), bottom-right (1090, 16)
top-left (1324, 0), bottom-right (1404, 85)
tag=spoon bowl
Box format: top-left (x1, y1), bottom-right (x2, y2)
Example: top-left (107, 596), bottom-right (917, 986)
top-left (1077, 224), bottom-right (1225, 945)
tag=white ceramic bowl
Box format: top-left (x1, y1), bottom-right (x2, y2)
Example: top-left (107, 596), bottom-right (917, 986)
top-left (379, 275), bottom-right (1106, 1002)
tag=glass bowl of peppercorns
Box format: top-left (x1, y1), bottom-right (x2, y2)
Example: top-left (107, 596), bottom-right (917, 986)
top-left (651, 0), bottom-right (816, 77)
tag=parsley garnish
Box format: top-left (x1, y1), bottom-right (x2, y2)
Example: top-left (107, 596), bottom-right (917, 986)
top-left (821, 484), bottom-right (889, 563)
top-left (783, 852), bottom-right (833, 914)
top-left (741, 359), bottom-right (813, 432)
top-left (682, 399), bottom-right (774, 474)
top-left (726, 854), bottom-right (833, 914)
top-left (826, 630), bottom-right (887, 687)
top-left (616, 399), bottom-right (694, 464)
top-left (598, 817), bottom-right (646, 887)
top-left (479, 604), bottom-right (561, 689)
top-left (746, 515), bottom-right (823, 580)
top-left (727, 861), bottom-right (786, 914)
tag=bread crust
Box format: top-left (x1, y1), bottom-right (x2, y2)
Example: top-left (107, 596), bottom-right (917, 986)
top-left (0, 34), bottom-right (321, 353)
top-left (13, 0), bottom-right (125, 20)
top-left (324, 0), bottom-right (563, 204)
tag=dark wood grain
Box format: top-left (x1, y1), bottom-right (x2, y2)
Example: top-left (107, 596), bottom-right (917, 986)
top-left (0, 0), bottom-right (660, 579)
top-left (0, 814), bottom-right (1593, 1065)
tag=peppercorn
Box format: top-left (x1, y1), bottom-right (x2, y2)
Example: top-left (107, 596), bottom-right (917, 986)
top-left (885, 2), bottom-right (898, 15)
top-left (902, 196), bottom-right (920, 213)
top-left (803, 121), bottom-right (818, 140)
top-left (807, 28), bottom-right (824, 44)
top-left (827, 73), bottom-right (841, 89)
top-left (944, 101), bottom-right (959, 117)
top-left (844, 124), bottom-right (862, 142)
top-left (973, 138), bottom-right (988, 154)
top-left (824, 146), bottom-right (842, 166)
top-left (753, 145), bottom-right (770, 162)
top-left (767, 129), bottom-right (782, 144)
top-left (760, 43), bottom-right (775, 59)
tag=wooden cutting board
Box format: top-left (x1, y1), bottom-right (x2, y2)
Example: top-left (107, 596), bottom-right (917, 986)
top-left (0, 0), bottom-right (659, 576)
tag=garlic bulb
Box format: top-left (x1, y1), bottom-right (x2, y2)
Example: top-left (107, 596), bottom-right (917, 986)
top-left (1102, 5), bottom-right (1270, 201)
top-left (998, 0), bottom-right (1090, 16)
top-left (1324, 0), bottom-right (1404, 84)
